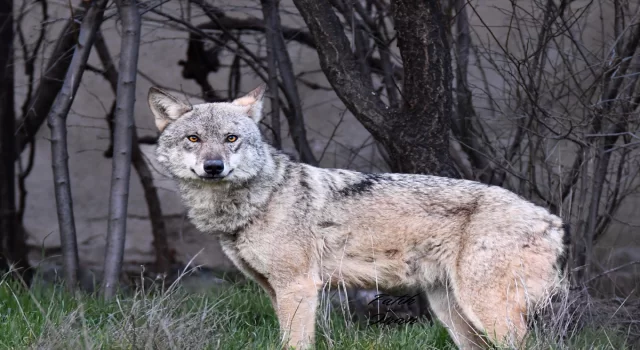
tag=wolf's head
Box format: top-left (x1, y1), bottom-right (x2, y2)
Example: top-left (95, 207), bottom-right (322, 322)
top-left (148, 85), bottom-right (268, 185)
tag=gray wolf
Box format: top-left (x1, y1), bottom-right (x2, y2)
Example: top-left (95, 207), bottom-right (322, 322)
top-left (148, 85), bottom-right (569, 349)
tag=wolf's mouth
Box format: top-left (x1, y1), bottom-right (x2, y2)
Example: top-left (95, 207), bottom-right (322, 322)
top-left (191, 169), bottom-right (233, 181)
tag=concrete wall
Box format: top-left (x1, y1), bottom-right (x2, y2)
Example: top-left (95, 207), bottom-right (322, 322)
top-left (13, 1), bottom-right (639, 289)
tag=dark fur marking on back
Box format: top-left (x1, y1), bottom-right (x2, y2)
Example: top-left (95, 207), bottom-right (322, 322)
top-left (299, 167), bottom-right (311, 191)
top-left (447, 196), bottom-right (481, 235)
top-left (385, 249), bottom-right (399, 258)
top-left (324, 174), bottom-right (338, 193)
top-left (336, 173), bottom-right (383, 197)
top-left (296, 167), bottom-right (314, 213)
top-left (317, 221), bottom-right (339, 228)
top-left (453, 196), bottom-right (481, 269)
top-left (281, 162), bottom-right (293, 183)
top-left (444, 198), bottom-right (480, 219)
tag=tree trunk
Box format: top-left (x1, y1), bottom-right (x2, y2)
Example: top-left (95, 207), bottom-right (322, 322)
top-left (260, 0), bottom-right (281, 149)
top-left (264, 0), bottom-right (317, 165)
top-left (94, 33), bottom-right (175, 277)
top-left (47, 0), bottom-right (108, 291)
top-left (0, 0), bottom-right (32, 283)
top-left (389, 0), bottom-right (456, 176)
top-left (0, 0), bottom-right (16, 274)
top-left (131, 140), bottom-right (175, 275)
top-left (292, 0), bottom-right (456, 176)
top-left (102, 0), bottom-right (141, 299)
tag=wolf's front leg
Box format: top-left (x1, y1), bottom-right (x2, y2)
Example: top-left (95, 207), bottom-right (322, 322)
top-left (274, 275), bottom-right (319, 349)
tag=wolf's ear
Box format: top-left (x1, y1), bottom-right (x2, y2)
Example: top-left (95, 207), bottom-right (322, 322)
top-left (232, 84), bottom-right (266, 123)
top-left (148, 87), bottom-right (192, 132)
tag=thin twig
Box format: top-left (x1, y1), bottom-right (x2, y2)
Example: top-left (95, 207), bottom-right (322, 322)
top-left (585, 261), bottom-right (640, 285)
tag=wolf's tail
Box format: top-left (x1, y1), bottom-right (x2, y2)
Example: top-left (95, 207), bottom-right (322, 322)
top-left (528, 222), bottom-right (572, 330)
top-left (557, 223), bottom-right (571, 280)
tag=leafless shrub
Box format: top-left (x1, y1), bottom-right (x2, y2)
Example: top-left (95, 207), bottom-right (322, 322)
top-left (445, 0), bottom-right (640, 292)
top-left (530, 287), bottom-right (640, 347)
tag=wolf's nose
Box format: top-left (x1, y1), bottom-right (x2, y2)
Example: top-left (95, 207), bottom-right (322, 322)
top-left (203, 159), bottom-right (225, 175)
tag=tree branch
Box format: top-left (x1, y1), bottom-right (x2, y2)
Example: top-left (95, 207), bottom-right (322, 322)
top-left (292, 0), bottom-right (389, 142)
top-left (14, 16), bottom-right (79, 159)
top-left (263, 1), bottom-right (317, 165)
top-left (452, 0), bottom-right (493, 182)
top-left (186, 0), bottom-right (318, 164)
top-left (193, 9), bottom-right (402, 80)
top-left (17, 0), bottom-right (48, 123)
top-left (351, 1), bottom-right (399, 107)
top-left (197, 12), bottom-right (317, 49)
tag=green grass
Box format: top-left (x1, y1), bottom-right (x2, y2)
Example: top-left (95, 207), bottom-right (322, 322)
top-left (0, 276), bottom-right (453, 350)
top-left (0, 275), bottom-right (633, 349)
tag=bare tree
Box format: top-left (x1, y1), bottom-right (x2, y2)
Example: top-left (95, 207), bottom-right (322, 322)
top-left (292, 0), bottom-right (456, 176)
top-left (94, 33), bottom-right (175, 278)
top-left (443, 0), bottom-right (640, 287)
top-left (261, 0), bottom-right (283, 149)
top-left (0, 0), bottom-right (32, 284)
top-left (47, 0), bottom-right (108, 290)
top-left (253, 0), bottom-right (317, 164)
top-left (102, 0), bottom-right (141, 299)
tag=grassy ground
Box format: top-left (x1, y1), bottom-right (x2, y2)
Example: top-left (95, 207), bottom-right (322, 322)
top-left (0, 274), bottom-right (633, 350)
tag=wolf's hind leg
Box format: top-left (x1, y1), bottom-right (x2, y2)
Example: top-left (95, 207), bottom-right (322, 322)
top-left (274, 275), bottom-right (319, 349)
top-left (427, 286), bottom-right (487, 350)
top-left (454, 274), bottom-right (528, 348)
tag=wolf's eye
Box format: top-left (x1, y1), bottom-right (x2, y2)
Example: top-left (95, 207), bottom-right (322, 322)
top-left (187, 135), bottom-right (200, 142)
top-left (226, 135), bottom-right (238, 143)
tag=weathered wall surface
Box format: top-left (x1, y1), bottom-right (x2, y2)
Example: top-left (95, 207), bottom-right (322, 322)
top-left (17, 1), bottom-right (379, 271)
top-left (13, 1), bottom-right (639, 289)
